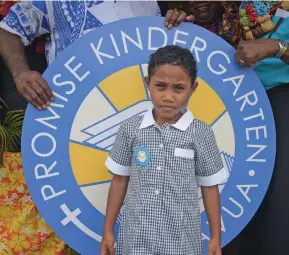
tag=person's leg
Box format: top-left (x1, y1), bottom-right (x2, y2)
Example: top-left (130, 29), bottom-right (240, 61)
top-left (241, 84), bottom-right (289, 255)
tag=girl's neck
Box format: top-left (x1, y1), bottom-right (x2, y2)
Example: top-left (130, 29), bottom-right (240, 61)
top-left (152, 108), bottom-right (184, 127)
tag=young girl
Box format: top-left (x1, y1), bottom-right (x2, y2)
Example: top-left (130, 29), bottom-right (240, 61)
top-left (101, 45), bottom-right (227, 255)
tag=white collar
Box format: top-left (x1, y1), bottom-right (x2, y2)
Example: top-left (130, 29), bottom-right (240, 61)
top-left (139, 108), bottom-right (194, 131)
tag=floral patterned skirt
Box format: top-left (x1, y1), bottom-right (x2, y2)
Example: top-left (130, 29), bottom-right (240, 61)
top-left (0, 152), bottom-right (70, 254)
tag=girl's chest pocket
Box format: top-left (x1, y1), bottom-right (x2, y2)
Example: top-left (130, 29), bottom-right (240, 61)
top-left (173, 148), bottom-right (196, 178)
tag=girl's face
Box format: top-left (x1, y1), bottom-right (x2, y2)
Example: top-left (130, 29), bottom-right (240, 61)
top-left (145, 64), bottom-right (197, 126)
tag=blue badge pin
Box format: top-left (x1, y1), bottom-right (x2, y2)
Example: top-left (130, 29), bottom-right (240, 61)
top-left (135, 146), bottom-right (150, 167)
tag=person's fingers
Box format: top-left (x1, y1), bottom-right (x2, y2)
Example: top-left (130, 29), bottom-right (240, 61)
top-left (234, 43), bottom-right (242, 63)
top-left (186, 14), bottom-right (195, 22)
top-left (175, 11), bottom-right (187, 26)
top-left (100, 244), bottom-right (109, 255)
top-left (238, 53), bottom-right (255, 67)
top-left (109, 246), bottom-right (115, 255)
top-left (22, 87), bottom-right (43, 110)
top-left (250, 61), bottom-right (257, 67)
top-left (238, 58), bottom-right (247, 66)
top-left (245, 56), bottom-right (257, 67)
top-left (22, 93), bottom-right (37, 109)
top-left (35, 74), bottom-right (54, 102)
top-left (30, 80), bottom-right (50, 109)
top-left (235, 41), bottom-right (258, 67)
top-left (165, 9), bottom-right (174, 27)
top-left (235, 43), bottom-right (247, 66)
top-left (235, 55), bottom-right (247, 66)
top-left (168, 10), bottom-right (181, 29)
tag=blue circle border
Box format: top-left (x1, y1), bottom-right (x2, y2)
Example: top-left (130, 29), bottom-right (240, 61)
top-left (21, 17), bottom-right (276, 255)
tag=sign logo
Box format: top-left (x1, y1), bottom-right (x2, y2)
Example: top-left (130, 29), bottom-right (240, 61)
top-left (22, 17), bottom-right (276, 255)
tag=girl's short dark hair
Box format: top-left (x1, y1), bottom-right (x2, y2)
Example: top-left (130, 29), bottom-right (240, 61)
top-left (148, 45), bottom-right (197, 84)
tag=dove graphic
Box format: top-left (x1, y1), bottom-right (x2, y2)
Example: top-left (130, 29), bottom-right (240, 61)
top-left (82, 100), bottom-right (153, 151)
top-left (137, 150), bottom-right (147, 162)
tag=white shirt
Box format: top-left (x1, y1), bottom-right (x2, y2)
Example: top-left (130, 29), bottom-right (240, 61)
top-left (0, 1), bottom-right (160, 64)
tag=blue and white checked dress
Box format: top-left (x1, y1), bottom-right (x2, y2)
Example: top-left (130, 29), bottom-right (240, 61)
top-left (105, 108), bottom-right (228, 255)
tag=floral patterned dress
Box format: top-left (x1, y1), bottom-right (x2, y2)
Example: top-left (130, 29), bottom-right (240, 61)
top-left (0, 153), bottom-right (70, 254)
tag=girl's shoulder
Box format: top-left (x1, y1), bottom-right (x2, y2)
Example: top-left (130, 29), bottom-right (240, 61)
top-left (191, 118), bottom-right (211, 132)
top-left (120, 115), bottom-right (143, 136)
top-left (190, 118), bottom-right (215, 139)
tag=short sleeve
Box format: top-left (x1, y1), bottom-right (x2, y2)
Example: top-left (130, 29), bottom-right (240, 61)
top-left (105, 122), bottom-right (132, 176)
top-left (0, 2), bottom-right (50, 46)
top-left (195, 125), bottom-right (228, 186)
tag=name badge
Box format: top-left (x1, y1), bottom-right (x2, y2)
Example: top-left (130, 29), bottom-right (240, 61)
top-left (174, 148), bottom-right (195, 159)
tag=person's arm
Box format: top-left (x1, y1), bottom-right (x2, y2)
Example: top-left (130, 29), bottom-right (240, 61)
top-left (195, 122), bottom-right (228, 255)
top-left (235, 38), bottom-right (289, 66)
top-left (0, 2), bottom-right (53, 109)
top-left (101, 175), bottom-right (129, 255)
top-left (0, 28), bottom-right (29, 78)
top-left (202, 186), bottom-right (222, 255)
top-left (101, 122), bottom-right (132, 255)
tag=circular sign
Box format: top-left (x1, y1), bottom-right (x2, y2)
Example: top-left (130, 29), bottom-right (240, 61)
top-left (22, 17), bottom-right (276, 255)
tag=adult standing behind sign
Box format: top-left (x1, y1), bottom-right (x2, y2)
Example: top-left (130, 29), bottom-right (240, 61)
top-left (167, 1), bottom-right (241, 47)
top-left (0, 1), bottom-right (194, 111)
top-left (234, 1), bottom-right (289, 255)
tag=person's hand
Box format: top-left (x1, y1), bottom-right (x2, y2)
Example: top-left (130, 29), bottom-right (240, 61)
top-left (208, 238), bottom-right (222, 255)
top-left (13, 70), bottom-right (54, 110)
top-left (100, 231), bottom-right (115, 255)
top-left (164, 9), bottom-right (195, 29)
top-left (235, 38), bottom-right (279, 67)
